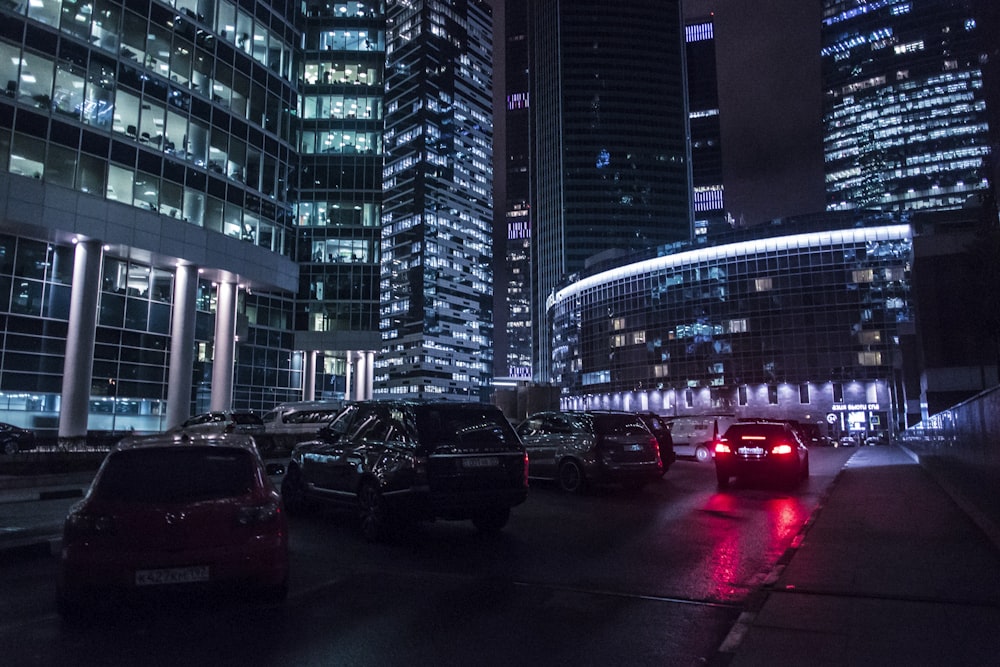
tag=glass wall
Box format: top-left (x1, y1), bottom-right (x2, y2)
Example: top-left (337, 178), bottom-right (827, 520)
top-left (0, 0), bottom-right (297, 253)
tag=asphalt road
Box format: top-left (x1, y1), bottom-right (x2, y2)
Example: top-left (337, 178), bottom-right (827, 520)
top-left (0, 447), bottom-right (855, 666)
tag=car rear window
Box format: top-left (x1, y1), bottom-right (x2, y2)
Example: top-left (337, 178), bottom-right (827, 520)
top-left (590, 414), bottom-right (650, 438)
top-left (725, 424), bottom-right (789, 442)
top-left (94, 447), bottom-right (256, 503)
top-left (415, 406), bottom-right (521, 452)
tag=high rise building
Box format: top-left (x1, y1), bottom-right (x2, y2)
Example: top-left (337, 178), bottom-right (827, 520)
top-left (376, 0), bottom-right (494, 400)
top-left (528, 0), bottom-right (692, 382)
top-left (685, 16), bottom-right (726, 236)
top-left (500, 0), bottom-right (532, 383)
top-left (822, 0), bottom-right (993, 212)
top-left (292, 2), bottom-right (386, 403)
top-left (0, 0), bottom-right (302, 437)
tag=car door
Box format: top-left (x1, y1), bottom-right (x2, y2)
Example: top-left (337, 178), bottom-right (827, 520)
top-left (301, 405), bottom-right (377, 494)
top-left (518, 412), bottom-right (564, 480)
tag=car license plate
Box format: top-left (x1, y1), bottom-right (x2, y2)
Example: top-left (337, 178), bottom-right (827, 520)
top-left (625, 443), bottom-right (643, 452)
top-left (738, 447), bottom-right (765, 456)
top-left (135, 565), bottom-right (210, 586)
top-left (462, 456), bottom-right (498, 468)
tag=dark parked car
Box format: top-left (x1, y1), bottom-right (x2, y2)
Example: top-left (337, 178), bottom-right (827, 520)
top-left (636, 412), bottom-right (676, 471)
top-left (515, 410), bottom-right (665, 493)
top-left (713, 420), bottom-right (810, 488)
top-left (280, 401), bottom-right (529, 541)
top-left (0, 422), bottom-right (35, 454)
top-left (57, 433), bottom-right (289, 617)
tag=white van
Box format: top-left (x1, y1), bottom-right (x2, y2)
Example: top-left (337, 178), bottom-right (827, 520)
top-left (664, 414), bottom-right (737, 463)
top-left (261, 400), bottom-right (343, 452)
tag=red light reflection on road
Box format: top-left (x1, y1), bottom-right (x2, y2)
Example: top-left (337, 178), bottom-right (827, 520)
top-left (702, 492), bottom-right (810, 603)
top-left (766, 496), bottom-right (808, 561)
top-left (703, 493), bottom-right (743, 601)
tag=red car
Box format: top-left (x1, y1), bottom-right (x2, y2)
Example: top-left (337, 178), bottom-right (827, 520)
top-left (57, 433), bottom-right (289, 617)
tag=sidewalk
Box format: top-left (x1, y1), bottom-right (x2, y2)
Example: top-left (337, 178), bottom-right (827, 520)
top-left (718, 445), bottom-right (1000, 666)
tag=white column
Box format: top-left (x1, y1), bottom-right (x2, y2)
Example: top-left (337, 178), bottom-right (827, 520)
top-left (303, 350), bottom-right (317, 401)
top-left (210, 281), bottom-right (237, 411)
top-left (58, 240), bottom-right (102, 442)
top-left (344, 352), bottom-right (353, 402)
top-left (364, 351), bottom-right (374, 399)
top-left (165, 264), bottom-right (198, 430)
top-left (355, 352), bottom-right (367, 401)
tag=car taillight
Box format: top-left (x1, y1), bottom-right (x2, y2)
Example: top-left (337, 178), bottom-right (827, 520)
top-left (237, 500), bottom-right (281, 525)
top-left (64, 512), bottom-right (116, 540)
top-left (771, 443), bottom-right (793, 455)
top-left (714, 441), bottom-right (731, 455)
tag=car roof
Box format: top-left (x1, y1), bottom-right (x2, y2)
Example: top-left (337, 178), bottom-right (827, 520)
top-left (113, 432), bottom-right (259, 453)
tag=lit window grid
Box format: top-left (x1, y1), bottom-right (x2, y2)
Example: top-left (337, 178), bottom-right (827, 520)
top-left (549, 227), bottom-right (912, 397)
top-left (0, 3), bottom-right (298, 248)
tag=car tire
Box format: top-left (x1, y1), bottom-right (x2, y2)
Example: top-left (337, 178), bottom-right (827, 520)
top-left (801, 456), bottom-right (810, 481)
top-left (558, 459), bottom-right (586, 493)
top-left (716, 468), bottom-right (730, 488)
top-left (280, 465), bottom-right (313, 515)
top-left (358, 480), bottom-right (390, 542)
top-left (1, 439), bottom-right (16, 455)
top-left (695, 445), bottom-right (712, 463)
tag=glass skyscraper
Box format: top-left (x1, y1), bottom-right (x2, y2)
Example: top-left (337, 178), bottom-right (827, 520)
top-left (292, 2), bottom-right (385, 403)
top-left (376, 0), bottom-right (494, 400)
top-left (501, 0), bottom-right (532, 383)
top-left (685, 17), bottom-right (725, 235)
top-left (528, 0), bottom-right (692, 382)
top-left (822, 0), bottom-right (993, 212)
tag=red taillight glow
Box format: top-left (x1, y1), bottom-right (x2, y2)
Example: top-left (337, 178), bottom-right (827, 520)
top-left (237, 500), bottom-right (282, 526)
top-left (714, 442), bottom-right (731, 454)
top-left (771, 443), bottom-right (793, 455)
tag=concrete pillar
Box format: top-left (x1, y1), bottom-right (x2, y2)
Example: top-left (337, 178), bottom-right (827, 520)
top-left (210, 281), bottom-right (237, 411)
top-left (303, 350), bottom-right (317, 401)
top-left (58, 240), bottom-right (102, 443)
top-left (364, 351), bottom-right (374, 399)
top-left (345, 352), bottom-right (354, 401)
top-left (165, 264), bottom-right (198, 430)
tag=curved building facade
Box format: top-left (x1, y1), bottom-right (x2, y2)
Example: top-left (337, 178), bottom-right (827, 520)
top-left (547, 214), bottom-right (914, 441)
top-left (0, 0), bottom-right (300, 438)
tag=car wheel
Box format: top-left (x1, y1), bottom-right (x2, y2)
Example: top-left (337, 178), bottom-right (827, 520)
top-left (716, 468), bottom-right (730, 488)
top-left (472, 506), bottom-right (510, 533)
top-left (280, 465), bottom-right (313, 515)
top-left (1, 439), bottom-right (16, 455)
top-left (801, 456), bottom-right (810, 480)
top-left (558, 459), bottom-right (586, 493)
top-left (358, 480), bottom-right (390, 542)
top-left (695, 445), bottom-right (712, 463)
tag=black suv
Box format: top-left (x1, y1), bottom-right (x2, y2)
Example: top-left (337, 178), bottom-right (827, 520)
top-left (280, 401), bottom-right (528, 540)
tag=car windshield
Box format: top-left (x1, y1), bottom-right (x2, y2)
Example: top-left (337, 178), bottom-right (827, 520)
top-left (232, 413), bottom-right (263, 425)
top-left (415, 406), bottom-right (521, 452)
top-left (93, 447), bottom-right (256, 503)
